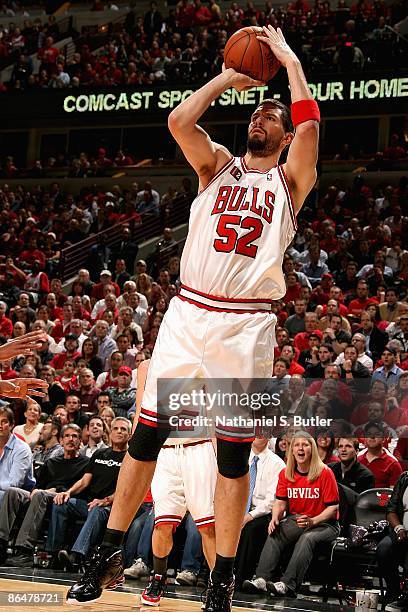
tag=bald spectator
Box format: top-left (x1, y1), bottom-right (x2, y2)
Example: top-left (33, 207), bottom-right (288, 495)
top-left (356, 311), bottom-right (389, 363)
top-left (348, 280), bottom-right (378, 317)
top-left (136, 182), bottom-right (160, 216)
top-left (294, 312), bottom-right (321, 352)
top-left (77, 369), bottom-right (100, 414)
top-left (284, 299), bottom-right (307, 337)
top-left (94, 320), bottom-right (117, 364)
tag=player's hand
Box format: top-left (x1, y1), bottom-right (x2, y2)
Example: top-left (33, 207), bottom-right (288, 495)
top-left (256, 26), bottom-right (298, 67)
top-left (0, 330), bottom-right (47, 361)
top-left (0, 378), bottom-right (48, 400)
top-left (222, 65), bottom-right (265, 92)
top-left (268, 517), bottom-right (280, 535)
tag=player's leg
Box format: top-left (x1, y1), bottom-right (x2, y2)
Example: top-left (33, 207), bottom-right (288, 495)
top-left (140, 524), bottom-right (174, 607)
top-left (66, 299), bottom-right (203, 604)
top-left (200, 524), bottom-right (216, 570)
top-left (202, 310), bottom-right (276, 611)
top-left (142, 446), bottom-right (186, 606)
top-left (213, 439), bottom-right (252, 568)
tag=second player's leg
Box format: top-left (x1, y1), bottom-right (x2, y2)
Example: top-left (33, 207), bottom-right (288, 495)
top-left (200, 524), bottom-right (216, 569)
top-left (152, 523), bottom-right (174, 559)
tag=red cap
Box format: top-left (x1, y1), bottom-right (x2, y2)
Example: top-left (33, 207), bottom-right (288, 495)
top-left (118, 366), bottom-right (132, 376)
top-left (321, 273), bottom-right (333, 280)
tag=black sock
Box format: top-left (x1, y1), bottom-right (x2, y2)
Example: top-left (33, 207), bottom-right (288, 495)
top-left (102, 529), bottom-right (125, 549)
top-left (212, 554), bottom-right (235, 585)
top-left (153, 555), bottom-right (168, 577)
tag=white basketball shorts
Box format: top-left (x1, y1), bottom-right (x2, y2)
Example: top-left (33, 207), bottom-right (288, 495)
top-left (151, 440), bottom-right (217, 530)
top-left (139, 286), bottom-right (277, 442)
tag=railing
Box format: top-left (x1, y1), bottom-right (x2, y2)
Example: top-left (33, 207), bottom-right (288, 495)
top-left (58, 191), bottom-right (193, 282)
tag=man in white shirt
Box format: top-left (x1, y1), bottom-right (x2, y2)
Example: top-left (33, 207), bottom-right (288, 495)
top-left (79, 416), bottom-right (109, 458)
top-left (54, 320), bottom-right (87, 353)
top-left (334, 333), bottom-right (374, 372)
top-left (234, 437), bottom-right (285, 589)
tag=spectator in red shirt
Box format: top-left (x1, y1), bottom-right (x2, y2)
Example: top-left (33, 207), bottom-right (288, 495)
top-left (193, 0), bottom-right (212, 24)
top-left (176, 0), bottom-right (195, 28)
top-left (358, 421), bottom-right (402, 488)
top-left (24, 260), bottom-right (50, 302)
top-left (274, 328), bottom-right (290, 360)
top-left (50, 278), bottom-right (68, 307)
top-left (19, 236), bottom-right (46, 270)
top-left (348, 280), bottom-right (378, 317)
top-left (0, 302), bottom-right (13, 338)
top-left (280, 344), bottom-right (305, 376)
top-left (244, 432), bottom-right (339, 598)
top-left (383, 134), bottom-right (407, 161)
top-left (283, 272), bottom-right (302, 304)
top-left (51, 302), bottom-right (76, 342)
top-left (38, 36), bottom-right (60, 72)
top-left (50, 334), bottom-right (81, 372)
top-left (77, 368), bottom-right (100, 414)
top-left (114, 150), bottom-right (134, 166)
top-left (92, 271), bottom-right (120, 301)
top-left (294, 312), bottom-right (321, 352)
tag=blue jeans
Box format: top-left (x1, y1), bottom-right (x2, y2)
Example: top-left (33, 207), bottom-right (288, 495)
top-left (47, 498), bottom-right (110, 555)
top-left (122, 503), bottom-right (153, 568)
top-left (181, 513), bottom-right (203, 574)
top-left (72, 506), bottom-right (111, 556)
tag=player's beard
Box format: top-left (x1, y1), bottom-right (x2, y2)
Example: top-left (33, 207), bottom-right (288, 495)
top-left (247, 132), bottom-right (282, 157)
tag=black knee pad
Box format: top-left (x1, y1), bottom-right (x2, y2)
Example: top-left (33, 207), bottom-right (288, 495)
top-left (216, 439), bottom-right (252, 479)
top-left (128, 422), bottom-right (167, 461)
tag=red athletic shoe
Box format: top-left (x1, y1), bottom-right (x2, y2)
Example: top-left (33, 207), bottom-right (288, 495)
top-left (140, 574), bottom-right (167, 606)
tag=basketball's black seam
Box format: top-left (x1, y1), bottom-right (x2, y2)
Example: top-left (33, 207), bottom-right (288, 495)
top-left (225, 32), bottom-right (250, 67)
top-left (257, 37), bottom-right (264, 82)
top-left (239, 32), bottom-right (251, 74)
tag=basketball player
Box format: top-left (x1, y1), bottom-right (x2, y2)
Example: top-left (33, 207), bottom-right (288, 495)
top-left (129, 360), bottom-right (217, 607)
top-left (67, 26), bottom-right (319, 612)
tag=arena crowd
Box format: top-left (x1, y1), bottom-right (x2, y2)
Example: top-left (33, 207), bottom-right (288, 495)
top-left (0, 162), bottom-right (406, 607)
top-left (1, 0), bottom-right (406, 92)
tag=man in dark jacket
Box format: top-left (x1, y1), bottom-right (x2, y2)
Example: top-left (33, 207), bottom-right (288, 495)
top-left (356, 311), bottom-right (389, 364)
top-left (377, 471), bottom-right (408, 609)
top-left (329, 437), bottom-right (374, 494)
top-left (109, 226), bottom-right (138, 275)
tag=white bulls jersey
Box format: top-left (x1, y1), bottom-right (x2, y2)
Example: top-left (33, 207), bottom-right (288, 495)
top-left (181, 156), bottom-right (297, 300)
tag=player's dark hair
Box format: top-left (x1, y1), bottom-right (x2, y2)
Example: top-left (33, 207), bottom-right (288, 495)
top-left (256, 99), bottom-right (293, 133)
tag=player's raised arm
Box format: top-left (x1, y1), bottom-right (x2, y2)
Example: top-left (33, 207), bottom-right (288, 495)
top-left (257, 27), bottom-right (319, 212)
top-left (168, 69), bottom-right (264, 190)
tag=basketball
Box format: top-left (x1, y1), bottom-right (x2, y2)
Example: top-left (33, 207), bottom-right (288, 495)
top-left (224, 26), bottom-right (281, 83)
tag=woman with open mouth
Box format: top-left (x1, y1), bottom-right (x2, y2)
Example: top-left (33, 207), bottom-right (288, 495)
top-left (243, 431), bottom-right (339, 599)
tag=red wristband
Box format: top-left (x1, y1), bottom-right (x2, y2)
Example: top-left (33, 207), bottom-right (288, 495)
top-left (291, 99), bottom-right (320, 127)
